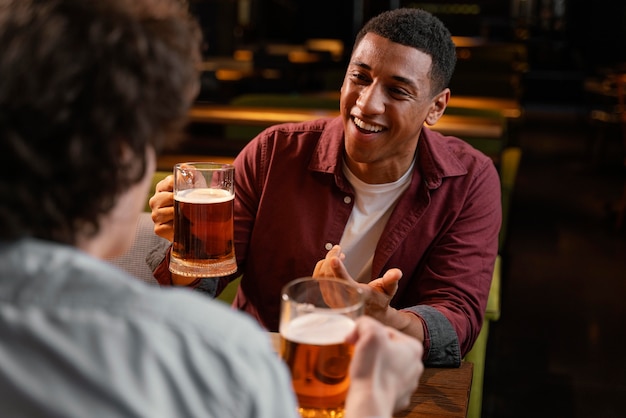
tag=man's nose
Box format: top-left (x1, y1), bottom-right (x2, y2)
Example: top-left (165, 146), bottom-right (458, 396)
top-left (356, 84), bottom-right (385, 115)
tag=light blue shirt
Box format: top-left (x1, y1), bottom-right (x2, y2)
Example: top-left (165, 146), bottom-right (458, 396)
top-left (0, 238), bottom-right (298, 418)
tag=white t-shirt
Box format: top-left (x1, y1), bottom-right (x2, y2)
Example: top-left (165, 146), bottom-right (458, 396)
top-left (340, 158), bottom-right (415, 282)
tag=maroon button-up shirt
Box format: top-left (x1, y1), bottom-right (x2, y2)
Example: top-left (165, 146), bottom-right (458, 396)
top-left (156, 116), bottom-right (501, 366)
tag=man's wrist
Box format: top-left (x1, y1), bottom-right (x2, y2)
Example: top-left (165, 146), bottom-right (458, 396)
top-left (344, 383), bottom-right (393, 418)
top-left (384, 308), bottom-right (425, 342)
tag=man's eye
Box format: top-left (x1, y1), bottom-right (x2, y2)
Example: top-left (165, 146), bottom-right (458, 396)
top-left (389, 88), bottom-right (409, 97)
top-left (350, 72), bottom-right (368, 82)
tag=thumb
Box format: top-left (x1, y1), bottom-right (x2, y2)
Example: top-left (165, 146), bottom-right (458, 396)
top-left (370, 268), bottom-right (402, 296)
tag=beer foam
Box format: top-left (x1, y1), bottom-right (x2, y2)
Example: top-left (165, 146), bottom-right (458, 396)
top-left (175, 188), bottom-right (233, 204)
top-left (281, 313), bottom-right (355, 345)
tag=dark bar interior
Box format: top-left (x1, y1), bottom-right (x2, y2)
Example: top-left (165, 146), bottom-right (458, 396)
top-left (177, 1), bottom-right (626, 417)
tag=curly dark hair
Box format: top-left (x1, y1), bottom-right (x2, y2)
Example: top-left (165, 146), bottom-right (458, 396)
top-left (354, 8), bottom-right (456, 96)
top-left (0, 0), bottom-right (201, 245)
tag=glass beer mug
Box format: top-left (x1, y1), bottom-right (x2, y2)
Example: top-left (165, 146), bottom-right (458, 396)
top-left (169, 162), bottom-right (237, 278)
top-left (279, 277), bottom-right (364, 418)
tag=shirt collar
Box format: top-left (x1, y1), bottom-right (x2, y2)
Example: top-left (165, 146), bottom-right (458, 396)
top-left (308, 117), bottom-right (468, 190)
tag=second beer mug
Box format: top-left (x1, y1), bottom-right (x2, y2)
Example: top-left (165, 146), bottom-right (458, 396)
top-left (279, 277), bottom-right (364, 418)
top-left (169, 162), bottom-right (237, 278)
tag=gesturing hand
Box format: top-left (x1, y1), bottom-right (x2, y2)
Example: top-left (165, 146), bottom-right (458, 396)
top-left (312, 245), bottom-right (404, 324)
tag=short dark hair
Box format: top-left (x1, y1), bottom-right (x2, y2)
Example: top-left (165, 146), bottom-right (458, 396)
top-left (354, 8), bottom-right (456, 95)
top-left (0, 0), bottom-right (202, 244)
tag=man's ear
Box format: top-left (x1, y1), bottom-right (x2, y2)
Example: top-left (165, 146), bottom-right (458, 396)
top-left (424, 88), bottom-right (450, 126)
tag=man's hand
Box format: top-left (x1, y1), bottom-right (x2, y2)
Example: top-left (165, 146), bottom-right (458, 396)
top-left (313, 245), bottom-right (424, 341)
top-left (148, 175), bottom-right (175, 242)
top-left (313, 245), bottom-right (402, 320)
top-left (344, 316), bottom-right (424, 417)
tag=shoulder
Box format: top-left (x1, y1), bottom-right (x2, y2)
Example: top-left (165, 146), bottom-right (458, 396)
top-left (419, 127), bottom-right (498, 179)
top-left (239, 117), bottom-right (338, 154)
top-left (235, 117), bottom-right (343, 171)
top-left (1, 240), bottom-right (294, 416)
top-left (264, 117), bottom-right (337, 135)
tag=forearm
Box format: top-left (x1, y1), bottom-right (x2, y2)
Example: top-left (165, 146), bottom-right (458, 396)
top-left (382, 307), bottom-right (425, 343)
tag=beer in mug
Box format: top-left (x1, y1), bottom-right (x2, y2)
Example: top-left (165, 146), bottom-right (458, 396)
top-left (169, 163), bottom-right (237, 278)
top-left (280, 313), bottom-right (356, 416)
top-left (279, 277), bottom-right (364, 418)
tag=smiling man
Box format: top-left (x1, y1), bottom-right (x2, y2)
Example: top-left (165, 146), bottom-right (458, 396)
top-left (151, 8), bottom-right (501, 367)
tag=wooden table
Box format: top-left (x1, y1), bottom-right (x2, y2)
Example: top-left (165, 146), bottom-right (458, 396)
top-left (268, 333), bottom-right (472, 418)
top-left (395, 362), bottom-right (473, 418)
top-left (189, 104), bottom-right (504, 139)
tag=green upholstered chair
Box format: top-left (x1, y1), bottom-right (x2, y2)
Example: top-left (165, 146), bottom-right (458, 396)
top-left (464, 255), bottom-right (501, 418)
top-left (215, 275), bottom-right (241, 304)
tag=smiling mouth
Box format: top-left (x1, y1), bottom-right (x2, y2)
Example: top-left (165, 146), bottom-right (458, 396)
top-left (353, 116), bottom-right (384, 133)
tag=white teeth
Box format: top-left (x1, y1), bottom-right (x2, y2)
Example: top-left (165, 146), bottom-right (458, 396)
top-left (354, 117), bottom-right (383, 133)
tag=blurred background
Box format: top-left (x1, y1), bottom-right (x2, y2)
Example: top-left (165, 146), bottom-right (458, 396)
top-left (188, 0), bottom-right (626, 105)
top-left (177, 1), bottom-right (626, 417)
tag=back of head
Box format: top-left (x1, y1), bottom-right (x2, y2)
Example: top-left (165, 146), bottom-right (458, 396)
top-left (354, 8), bottom-right (456, 96)
top-left (0, 0), bottom-right (201, 245)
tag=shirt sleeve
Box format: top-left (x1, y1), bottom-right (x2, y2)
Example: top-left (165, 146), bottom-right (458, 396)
top-left (151, 246), bottom-right (173, 286)
top-left (404, 305), bottom-right (461, 367)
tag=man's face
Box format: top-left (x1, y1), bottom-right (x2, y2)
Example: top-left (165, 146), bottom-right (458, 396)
top-left (340, 32), bottom-right (445, 183)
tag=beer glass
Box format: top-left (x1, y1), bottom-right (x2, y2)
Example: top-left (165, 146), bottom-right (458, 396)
top-left (169, 162), bottom-right (237, 278)
top-left (279, 277), bottom-right (364, 418)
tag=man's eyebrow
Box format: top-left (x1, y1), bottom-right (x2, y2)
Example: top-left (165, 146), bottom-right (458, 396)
top-left (350, 61), bottom-right (371, 71)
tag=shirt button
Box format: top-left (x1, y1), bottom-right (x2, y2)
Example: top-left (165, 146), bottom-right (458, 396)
top-left (325, 242), bottom-right (333, 251)
top-left (344, 196), bottom-right (352, 204)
